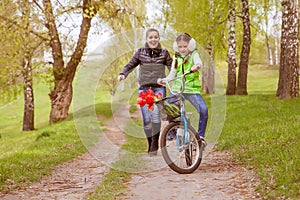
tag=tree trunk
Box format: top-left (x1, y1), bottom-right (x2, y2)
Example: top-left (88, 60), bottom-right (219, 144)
top-left (263, 2), bottom-right (273, 65)
top-left (236, 0), bottom-right (251, 95)
top-left (22, 53), bottom-right (34, 131)
top-left (273, 2), bottom-right (280, 65)
top-left (49, 80), bottom-right (73, 123)
top-left (43, 0), bottom-right (93, 124)
top-left (203, 42), bottom-right (215, 94)
top-left (265, 34), bottom-right (273, 65)
top-left (202, 0), bottom-right (215, 95)
top-left (274, 37), bottom-right (279, 65)
top-left (277, 0), bottom-right (299, 99)
top-left (21, 0), bottom-right (34, 131)
top-left (226, 1), bottom-right (237, 95)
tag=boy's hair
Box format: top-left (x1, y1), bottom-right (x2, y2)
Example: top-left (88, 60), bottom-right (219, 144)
top-left (175, 33), bottom-right (192, 42)
top-left (173, 33), bottom-right (196, 53)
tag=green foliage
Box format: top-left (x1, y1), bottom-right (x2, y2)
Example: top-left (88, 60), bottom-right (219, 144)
top-left (0, 0), bottom-right (48, 108)
top-left (99, 52), bottom-right (132, 95)
top-left (94, 0), bottom-right (146, 32)
top-left (162, 0), bottom-right (233, 58)
top-left (159, 0), bottom-right (281, 66)
top-left (249, 38), bottom-right (270, 65)
top-left (0, 84), bottom-right (23, 107)
top-left (34, 62), bottom-right (55, 90)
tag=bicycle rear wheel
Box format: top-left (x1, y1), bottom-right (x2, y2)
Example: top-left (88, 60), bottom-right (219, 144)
top-left (160, 121), bottom-right (203, 174)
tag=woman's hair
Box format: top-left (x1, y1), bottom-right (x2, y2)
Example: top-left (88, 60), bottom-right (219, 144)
top-left (175, 33), bottom-right (192, 43)
top-left (146, 28), bottom-right (160, 38)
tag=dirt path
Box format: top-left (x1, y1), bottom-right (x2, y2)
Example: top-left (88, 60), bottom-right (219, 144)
top-left (0, 104), bottom-right (261, 200)
top-left (120, 147), bottom-right (260, 200)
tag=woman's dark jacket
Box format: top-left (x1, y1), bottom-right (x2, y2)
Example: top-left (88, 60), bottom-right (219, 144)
top-left (120, 44), bottom-right (172, 88)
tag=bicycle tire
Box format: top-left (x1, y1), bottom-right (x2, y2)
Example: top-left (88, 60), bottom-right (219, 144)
top-left (160, 121), bottom-right (203, 174)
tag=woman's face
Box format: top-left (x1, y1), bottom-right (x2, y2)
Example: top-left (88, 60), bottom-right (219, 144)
top-left (177, 40), bottom-right (190, 56)
top-left (146, 31), bottom-right (160, 49)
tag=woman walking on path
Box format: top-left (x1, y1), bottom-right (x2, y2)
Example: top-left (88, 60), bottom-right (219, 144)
top-left (118, 28), bottom-right (172, 156)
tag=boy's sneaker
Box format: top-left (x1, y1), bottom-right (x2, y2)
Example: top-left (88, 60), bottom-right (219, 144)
top-left (167, 129), bottom-right (176, 140)
top-left (200, 137), bottom-right (207, 150)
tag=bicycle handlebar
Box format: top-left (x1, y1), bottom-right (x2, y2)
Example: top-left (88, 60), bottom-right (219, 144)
top-left (161, 70), bottom-right (194, 95)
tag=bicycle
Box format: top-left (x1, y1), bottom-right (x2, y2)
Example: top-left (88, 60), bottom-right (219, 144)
top-left (156, 70), bottom-right (204, 174)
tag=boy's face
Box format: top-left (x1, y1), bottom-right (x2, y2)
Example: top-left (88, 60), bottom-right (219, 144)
top-left (177, 40), bottom-right (190, 56)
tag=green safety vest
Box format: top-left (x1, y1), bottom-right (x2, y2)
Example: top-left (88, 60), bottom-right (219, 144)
top-left (171, 50), bottom-right (201, 94)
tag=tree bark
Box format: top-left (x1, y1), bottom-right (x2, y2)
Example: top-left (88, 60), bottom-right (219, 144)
top-left (236, 0), bottom-right (251, 95)
top-left (43, 0), bottom-right (93, 124)
top-left (21, 0), bottom-right (34, 131)
top-left (266, 34), bottom-right (273, 65)
top-left (202, 0), bottom-right (215, 95)
top-left (276, 0), bottom-right (299, 99)
top-left (274, 37), bottom-right (279, 65)
top-left (22, 53), bottom-right (35, 131)
top-left (203, 42), bottom-right (215, 94)
top-left (226, 1), bottom-right (237, 95)
top-left (263, 1), bottom-right (273, 65)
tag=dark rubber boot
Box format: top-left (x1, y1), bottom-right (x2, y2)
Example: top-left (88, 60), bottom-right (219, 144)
top-left (149, 123), bottom-right (161, 156)
top-left (147, 137), bottom-right (152, 153)
top-left (149, 133), bottom-right (160, 156)
top-left (145, 129), bottom-right (152, 153)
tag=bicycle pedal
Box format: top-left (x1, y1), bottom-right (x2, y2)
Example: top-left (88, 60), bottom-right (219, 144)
top-left (178, 146), bottom-right (184, 152)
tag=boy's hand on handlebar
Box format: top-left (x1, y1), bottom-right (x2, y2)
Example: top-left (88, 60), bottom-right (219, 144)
top-left (118, 74), bottom-right (125, 81)
top-left (191, 64), bottom-right (201, 72)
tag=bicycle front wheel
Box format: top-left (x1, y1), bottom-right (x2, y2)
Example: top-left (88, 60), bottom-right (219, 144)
top-left (160, 122), bottom-right (203, 174)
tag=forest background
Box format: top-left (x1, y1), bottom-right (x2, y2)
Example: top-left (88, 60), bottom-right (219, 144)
top-left (0, 0), bottom-right (299, 199)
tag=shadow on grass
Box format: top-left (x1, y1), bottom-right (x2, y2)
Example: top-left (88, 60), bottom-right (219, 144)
top-left (66, 102), bottom-right (114, 122)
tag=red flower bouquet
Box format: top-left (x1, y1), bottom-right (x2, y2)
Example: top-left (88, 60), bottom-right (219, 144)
top-left (137, 88), bottom-right (162, 110)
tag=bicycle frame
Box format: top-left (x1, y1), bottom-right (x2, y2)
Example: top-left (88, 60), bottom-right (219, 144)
top-left (158, 70), bottom-right (203, 174)
top-left (161, 70), bottom-right (194, 149)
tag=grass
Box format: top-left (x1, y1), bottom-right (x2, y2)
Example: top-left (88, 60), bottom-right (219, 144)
top-left (218, 95), bottom-right (300, 199)
top-left (0, 81), bottom-right (113, 192)
top-left (0, 119), bottom-right (87, 191)
top-left (0, 63), bottom-right (299, 199)
top-left (89, 107), bottom-right (147, 200)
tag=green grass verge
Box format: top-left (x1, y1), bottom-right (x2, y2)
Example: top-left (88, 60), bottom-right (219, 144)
top-left (218, 95), bottom-right (300, 199)
top-left (0, 120), bottom-right (87, 191)
top-left (0, 82), bottom-right (113, 192)
top-left (89, 107), bottom-right (146, 200)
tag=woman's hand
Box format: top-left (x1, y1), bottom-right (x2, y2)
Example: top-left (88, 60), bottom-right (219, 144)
top-left (157, 78), bottom-right (164, 85)
top-left (118, 74), bottom-right (125, 81)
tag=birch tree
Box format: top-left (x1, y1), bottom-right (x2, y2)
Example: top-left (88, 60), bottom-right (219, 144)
top-left (226, 0), bottom-right (237, 95)
top-left (276, 0), bottom-right (299, 99)
top-left (20, 0), bottom-right (35, 131)
top-left (0, 0), bottom-right (46, 130)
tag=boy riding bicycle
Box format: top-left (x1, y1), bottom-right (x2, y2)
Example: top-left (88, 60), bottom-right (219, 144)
top-left (158, 33), bottom-right (208, 145)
